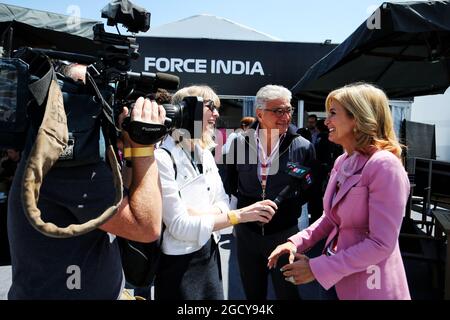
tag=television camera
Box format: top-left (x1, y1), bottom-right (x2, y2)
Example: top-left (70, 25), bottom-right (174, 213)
top-left (0, 0), bottom-right (205, 151)
top-left (0, 0), bottom-right (206, 238)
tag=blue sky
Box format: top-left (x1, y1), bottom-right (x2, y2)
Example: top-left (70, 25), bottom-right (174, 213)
top-left (1, 0), bottom-right (418, 43)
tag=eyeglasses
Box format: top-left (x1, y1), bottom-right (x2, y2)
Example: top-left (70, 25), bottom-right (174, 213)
top-left (204, 100), bottom-right (218, 113)
top-left (261, 107), bottom-right (294, 117)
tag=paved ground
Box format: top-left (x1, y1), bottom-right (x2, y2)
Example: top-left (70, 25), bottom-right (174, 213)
top-left (0, 265), bottom-right (10, 300)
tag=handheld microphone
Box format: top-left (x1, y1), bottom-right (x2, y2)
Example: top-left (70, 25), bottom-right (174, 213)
top-left (273, 162), bottom-right (312, 206)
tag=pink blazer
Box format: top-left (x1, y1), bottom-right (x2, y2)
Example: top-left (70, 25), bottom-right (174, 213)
top-left (289, 150), bottom-right (411, 300)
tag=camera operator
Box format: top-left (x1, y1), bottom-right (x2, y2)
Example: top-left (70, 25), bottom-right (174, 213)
top-left (7, 82), bottom-right (165, 300)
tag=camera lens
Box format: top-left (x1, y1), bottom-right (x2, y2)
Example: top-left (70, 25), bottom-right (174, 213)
top-left (161, 96), bottom-right (204, 137)
top-left (162, 103), bottom-right (183, 131)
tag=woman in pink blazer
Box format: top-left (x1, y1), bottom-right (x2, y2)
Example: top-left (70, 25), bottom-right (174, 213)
top-left (268, 83), bottom-right (411, 300)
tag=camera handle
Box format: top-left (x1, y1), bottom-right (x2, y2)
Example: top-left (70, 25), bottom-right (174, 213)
top-left (21, 60), bottom-right (123, 238)
top-left (121, 117), bottom-right (167, 145)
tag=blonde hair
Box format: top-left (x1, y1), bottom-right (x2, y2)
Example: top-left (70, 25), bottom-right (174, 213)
top-left (171, 85), bottom-right (220, 150)
top-left (325, 83), bottom-right (402, 158)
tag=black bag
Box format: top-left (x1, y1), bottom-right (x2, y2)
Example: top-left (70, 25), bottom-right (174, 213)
top-left (118, 147), bottom-right (175, 288)
top-left (118, 229), bottom-right (164, 288)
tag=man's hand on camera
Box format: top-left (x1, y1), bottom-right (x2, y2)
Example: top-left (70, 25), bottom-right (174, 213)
top-left (102, 97), bottom-right (163, 243)
top-left (119, 97), bottom-right (166, 148)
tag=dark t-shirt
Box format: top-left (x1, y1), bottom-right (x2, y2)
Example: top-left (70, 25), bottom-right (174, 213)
top-left (0, 158), bottom-right (18, 179)
top-left (7, 149), bottom-right (123, 299)
top-left (0, 158), bottom-right (19, 190)
top-left (225, 124), bottom-right (316, 235)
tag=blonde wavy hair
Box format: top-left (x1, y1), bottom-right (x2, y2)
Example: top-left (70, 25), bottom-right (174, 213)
top-left (325, 83), bottom-right (402, 158)
top-left (171, 85), bottom-right (220, 150)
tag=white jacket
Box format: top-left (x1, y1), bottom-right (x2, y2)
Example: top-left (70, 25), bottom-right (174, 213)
top-left (155, 136), bottom-right (230, 255)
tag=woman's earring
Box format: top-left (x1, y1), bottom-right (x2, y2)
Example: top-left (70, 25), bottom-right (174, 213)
top-left (353, 128), bottom-right (357, 133)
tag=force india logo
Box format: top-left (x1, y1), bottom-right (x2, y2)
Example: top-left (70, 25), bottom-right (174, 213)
top-left (145, 57), bottom-right (265, 75)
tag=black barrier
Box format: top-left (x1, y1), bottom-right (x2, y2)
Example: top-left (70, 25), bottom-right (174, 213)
top-left (402, 120), bottom-right (436, 161)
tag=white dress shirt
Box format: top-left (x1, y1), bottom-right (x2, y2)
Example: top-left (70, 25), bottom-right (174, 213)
top-left (155, 136), bottom-right (230, 255)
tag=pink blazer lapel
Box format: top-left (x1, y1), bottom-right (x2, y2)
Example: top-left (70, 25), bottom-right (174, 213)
top-left (330, 152), bottom-right (370, 209)
top-left (331, 174), bottom-right (362, 209)
top-left (323, 170), bottom-right (337, 214)
top-left (321, 172), bottom-right (340, 253)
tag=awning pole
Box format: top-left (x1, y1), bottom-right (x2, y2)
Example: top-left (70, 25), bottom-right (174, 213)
top-left (298, 100), bottom-right (304, 128)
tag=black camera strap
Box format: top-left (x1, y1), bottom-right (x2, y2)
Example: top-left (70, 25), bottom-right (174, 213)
top-left (28, 63), bottom-right (53, 106)
top-left (189, 149), bottom-right (203, 175)
top-left (86, 70), bottom-right (120, 132)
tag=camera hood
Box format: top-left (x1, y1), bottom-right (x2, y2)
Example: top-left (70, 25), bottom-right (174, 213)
top-left (101, 0), bottom-right (150, 33)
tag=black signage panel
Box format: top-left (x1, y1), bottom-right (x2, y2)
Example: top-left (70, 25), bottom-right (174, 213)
top-left (132, 37), bottom-right (335, 96)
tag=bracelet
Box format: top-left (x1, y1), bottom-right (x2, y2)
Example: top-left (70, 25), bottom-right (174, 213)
top-left (123, 146), bottom-right (154, 159)
top-left (227, 210), bottom-right (239, 225)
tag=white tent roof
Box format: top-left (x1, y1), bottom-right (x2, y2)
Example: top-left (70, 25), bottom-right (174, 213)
top-left (143, 14), bottom-right (280, 41)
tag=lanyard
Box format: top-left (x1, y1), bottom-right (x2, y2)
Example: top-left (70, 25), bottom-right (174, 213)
top-left (181, 145), bottom-right (203, 175)
top-left (255, 127), bottom-right (285, 200)
top-left (255, 128), bottom-right (286, 236)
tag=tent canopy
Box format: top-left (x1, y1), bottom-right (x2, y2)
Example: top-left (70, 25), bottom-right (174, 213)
top-left (144, 14), bottom-right (280, 41)
top-left (292, 1), bottom-right (450, 103)
top-left (0, 3), bottom-right (100, 56)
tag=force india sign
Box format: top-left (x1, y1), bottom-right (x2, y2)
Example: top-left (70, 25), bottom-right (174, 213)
top-left (145, 57), bottom-right (265, 76)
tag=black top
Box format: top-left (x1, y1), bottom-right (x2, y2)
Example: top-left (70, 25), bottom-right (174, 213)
top-left (7, 139), bottom-right (123, 299)
top-left (224, 123), bottom-right (316, 235)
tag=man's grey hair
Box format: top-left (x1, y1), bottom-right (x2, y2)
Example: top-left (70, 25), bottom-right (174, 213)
top-left (255, 85), bottom-right (292, 110)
